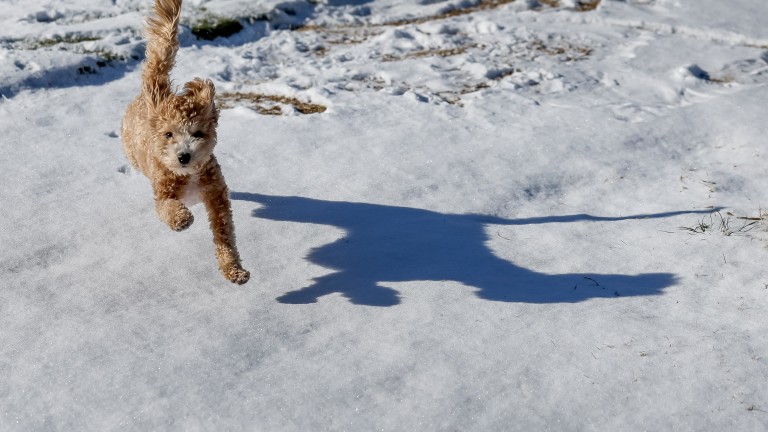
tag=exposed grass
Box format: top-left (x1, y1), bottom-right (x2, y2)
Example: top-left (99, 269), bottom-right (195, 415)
top-left (217, 92), bottom-right (327, 115)
top-left (529, 38), bottom-right (593, 60)
top-left (538, 0), bottom-right (560, 7)
top-left (16, 33), bottom-right (137, 63)
top-left (312, 28), bottom-right (382, 52)
top-left (431, 67), bottom-right (519, 105)
top-left (382, 37), bottom-right (591, 64)
top-left (421, 37), bottom-right (590, 105)
top-left (532, 1), bottom-right (602, 12)
top-left (27, 35), bottom-right (101, 49)
top-left (678, 217), bottom-right (713, 234)
top-left (384, 0), bottom-right (517, 27)
top-left (191, 16), bottom-right (244, 40)
top-left (296, 0), bottom-right (517, 33)
top-left (298, 0), bottom-right (601, 56)
top-left (707, 76), bottom-right (735, 84)
top-left (575, 0), bottom-right (601, 12)
top-left (17, 34), bottom-right (136, 77)
top-left (299, 0), bottom-right (600, 34)
top-left (382, 46), bottom-right (468, 62)
top-left (679, 211), bottom-right (764, 236)
top-left (745, 43), bottom-right (768, 50)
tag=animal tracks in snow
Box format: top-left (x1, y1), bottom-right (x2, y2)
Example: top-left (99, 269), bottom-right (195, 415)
top-left (1, 0), bottom-right (766, 117)
top-left (241, 0), bottom-right (768, 114)
top-left (268, 2), bottom-right (604, 107)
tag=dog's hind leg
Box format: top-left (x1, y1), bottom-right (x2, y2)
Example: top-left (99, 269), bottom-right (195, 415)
top-left (199, 157), bottom-right (250, 285)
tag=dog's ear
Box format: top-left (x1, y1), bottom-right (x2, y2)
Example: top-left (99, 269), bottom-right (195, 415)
top-left (184, 78), bottom-right (216, 114)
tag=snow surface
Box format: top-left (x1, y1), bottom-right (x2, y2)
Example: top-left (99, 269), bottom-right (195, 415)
top-left (1, 0), bottom-right (768, 430)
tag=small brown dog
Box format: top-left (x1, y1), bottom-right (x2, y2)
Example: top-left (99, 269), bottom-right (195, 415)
top-left (121, 0), bottom-right (249, 284)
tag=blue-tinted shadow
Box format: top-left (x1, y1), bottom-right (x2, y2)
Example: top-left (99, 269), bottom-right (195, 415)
top-left (0, 59), bottom-right (139, 99)
top-left (233, 193), bottom-right (709, 306)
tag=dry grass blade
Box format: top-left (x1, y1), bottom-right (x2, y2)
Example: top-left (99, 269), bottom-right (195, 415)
top-left (679, 211), bottom-right (765, 236)
top-left (678, 220), bottom-right (712, 234)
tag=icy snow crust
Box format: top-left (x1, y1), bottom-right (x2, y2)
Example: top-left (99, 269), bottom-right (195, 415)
top-left (1, 0), bottom-right (768, 430)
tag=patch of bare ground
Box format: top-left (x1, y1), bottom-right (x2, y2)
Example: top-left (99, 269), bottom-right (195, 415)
top-left (382, 46), bottom-right (469, 62)
top-left (217, 92), bottom-right (327, 115)
top-left (706, 75), bottom-right (735, 84)
top-left (302, 27), bottom-right (382, 46)
top-left (529, 39), bottom-right (593, 60)
top-left (537, 0), bottom-right (560, 8)
top-left (434, 68), bottom-right (519, 105)
top-left (533, 0), bottom-right (601, 11)
top-left (575, 0), bottom-right (601, 12)
top-left (382, 37), bottom-right (591, 63)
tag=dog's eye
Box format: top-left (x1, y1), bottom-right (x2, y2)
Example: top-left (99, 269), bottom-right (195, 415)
top-left (164, 132), bottom-right (173, 139)
top-left (192, 131), bottom-right (204, 139)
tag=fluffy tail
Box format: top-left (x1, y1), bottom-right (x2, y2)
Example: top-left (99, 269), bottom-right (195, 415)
top-left (142, 0), bottom-right (182, 104)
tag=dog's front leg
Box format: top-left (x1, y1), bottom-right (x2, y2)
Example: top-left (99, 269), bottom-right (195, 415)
top-left (153, 175), bottom-right (194, 231)
top-left (200, 158), bottom-right (250, 285)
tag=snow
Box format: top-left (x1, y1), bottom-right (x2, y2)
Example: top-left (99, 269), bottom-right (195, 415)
top-left (1, 0), bottom-right (767, 430)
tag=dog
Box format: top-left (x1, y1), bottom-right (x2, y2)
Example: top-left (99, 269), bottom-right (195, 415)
top-left (121, 0), bottom-right (250, 284)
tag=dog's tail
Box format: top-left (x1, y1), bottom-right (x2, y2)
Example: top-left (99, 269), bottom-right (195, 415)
top-left (142, 0), bottom-right (182, 105)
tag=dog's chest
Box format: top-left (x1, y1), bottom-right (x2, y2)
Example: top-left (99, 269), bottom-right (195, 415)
top-left (180, 175), bottom-right (203, 206)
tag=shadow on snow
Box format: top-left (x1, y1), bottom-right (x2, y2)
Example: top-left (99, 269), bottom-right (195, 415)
top-left (0, 60), bottom-right (139, 99)
top-left (233, 193), bottom-right (709, 307)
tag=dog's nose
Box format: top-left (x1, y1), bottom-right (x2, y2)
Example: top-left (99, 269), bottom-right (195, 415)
top-left (178, 152), bottom-right (191, 165)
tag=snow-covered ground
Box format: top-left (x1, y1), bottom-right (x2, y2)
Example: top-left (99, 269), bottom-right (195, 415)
top-left (1, 0), bottom-right (767, 430)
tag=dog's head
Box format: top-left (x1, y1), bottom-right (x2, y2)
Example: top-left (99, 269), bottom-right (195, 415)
top-left (147, 78), bottom-right (219, 176)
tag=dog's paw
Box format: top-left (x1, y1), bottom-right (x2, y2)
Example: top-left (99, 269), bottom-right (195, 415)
top-left (225, 266), bottom-right (250, 285)
top-left (170, 207), bottom-right (194, 231)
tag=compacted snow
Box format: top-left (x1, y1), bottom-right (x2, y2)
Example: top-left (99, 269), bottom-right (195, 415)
top-left (1, 0), bottom-right (767, 430)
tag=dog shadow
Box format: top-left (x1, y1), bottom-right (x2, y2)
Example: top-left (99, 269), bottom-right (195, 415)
top-left (233, 193), bottom-right (709, 306)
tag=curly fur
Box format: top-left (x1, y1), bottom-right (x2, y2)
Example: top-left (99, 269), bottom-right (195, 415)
top-left (121, 0), bottom-right (249, 284)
